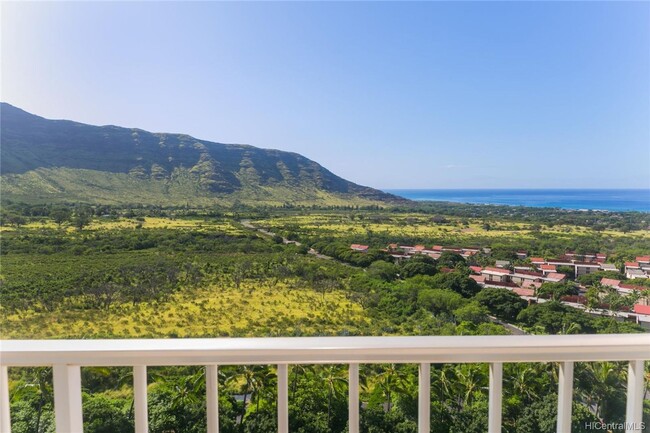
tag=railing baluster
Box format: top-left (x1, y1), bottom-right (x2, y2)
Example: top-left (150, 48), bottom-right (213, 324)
top-left (277, 364), bottom-right (288, 433)
top-left (488, 362), bottom-right (502, 433)
top-left (625, 360), bottom-right (644, 433)
top-left (53, 364), bottom-right (83, 433)
top-left (348, 363), bottom-right (359, 433)
top-left (1, 365), bottom-right (11, 433)
top-left (206, 365), bottom-right (219, 433)
top-left (556, 361), bottom-right (574, 433)
top-left (418, 363), bottom-right (430, 433)
top-left (134, 366), bottom-right (148, 433)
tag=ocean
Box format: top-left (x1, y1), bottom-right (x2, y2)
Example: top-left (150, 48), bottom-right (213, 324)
top-left (384, 189), bottom-right (650, 212)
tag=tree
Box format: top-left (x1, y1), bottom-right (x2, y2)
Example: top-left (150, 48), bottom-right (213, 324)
top-left (437, 252), bottom-right (465, 269)
top-left (50, 208), bottom-right (72, 227)
top-left (4, 213), bottom-right (26, 227)
top-left (367, 364), bottom-right (410, 412)
top-left (556, 265), bottom-right (575, 279)
top-left (575, 362), bottom-right (627, 422)
top-left (317, 365), bottom-right (347, 425)
top-left (87, 282), bottom-right (122, 310)
top-left (577, 271), bottom-right (623, 286)
top-left (516, 301), bottom-right (596, 334)
top-left (536, 282), bottom-right (577, 301)
top-left (401, 261), bottom-right (436, 278)
top-left (453, 301), bottom-right (489, 324)
top-left (427, 272), bottom-right (481, 298)
top-left (417, 289), bottom-right (464, 315)
top-left (10, 367), bottom-right (54, 433)
top-left (74, 209), bottom-right (92, 230)
top-left (83, 393), bottom-right (132, 433)
top-left (474, 287), bottom-right (527, 321)
top-left (514, 393), bottom-right (599, 433)
top-left (368, 260), bottom-right (399, 282)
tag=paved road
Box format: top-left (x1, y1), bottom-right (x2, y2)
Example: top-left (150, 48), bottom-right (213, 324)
top-left (241, 219), bottom-right (300, 245)
top-left (240, 219), bottom-right (335, 261)
top-left (487, 315), bottom-right (528, 335)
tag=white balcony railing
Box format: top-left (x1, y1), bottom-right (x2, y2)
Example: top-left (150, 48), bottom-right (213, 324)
top-left (1, 334), bottom-right (649, 433)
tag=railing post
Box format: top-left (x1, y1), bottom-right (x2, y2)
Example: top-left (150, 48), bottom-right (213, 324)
top-left (488, 362), bottom-right (502, 433)
top-left (556, 361), bottom-right (574, 433)
top-left (1, 365), bottom-right (11, 433)
top-left (53, 364), bottom-right (83, 433)
top-left (277, 364), bottom-right (288, 433)
top-left (419, 363), bottom-right (430, 433)
top-left (134, 366), bottom-right (148, 433)
top-left (625, 360), bottom-right (644, 433)
top-left (206, 365), bottom-right (219, 433)
top-left (348, 363), bottom-right (359, 433)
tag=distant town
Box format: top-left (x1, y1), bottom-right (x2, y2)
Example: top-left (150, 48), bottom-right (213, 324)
top-left (351, 243), bottom-right (650, 319)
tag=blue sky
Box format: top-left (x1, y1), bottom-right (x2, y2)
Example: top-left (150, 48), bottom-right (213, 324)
top-left (2, 2), bottom-right (648, 189)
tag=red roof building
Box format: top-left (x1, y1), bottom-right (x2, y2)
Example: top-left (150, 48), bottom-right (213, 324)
top-left (470, 275), bottom-right (486, 284)
top-left (522, 280), bottom-right (543, 289)
top-left (633, 304), bottom-right (650, 315)
top-left (513, 287), bottom-right (536, 297)
top-left (483, 267), bottom-right (511, 275)
top-left (545, 272), bottom-right (567, 282)
top-left (600, 278), bottom-right (621, 288)
top-left (619, 283), bottom-right (647, 291)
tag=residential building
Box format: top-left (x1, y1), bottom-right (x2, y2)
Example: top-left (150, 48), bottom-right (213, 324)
top-left (481, 267), bottom-right (511, 283)
top-left (600, 263), bottom-right (618, 272)
top-left (574, 262), bottom-right (600, 278)
top-left (627, 269), bottom-right (649, 280)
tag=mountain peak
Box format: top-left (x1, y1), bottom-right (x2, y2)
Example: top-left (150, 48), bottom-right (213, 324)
top-left (0, 104), bottom-right (406, 206)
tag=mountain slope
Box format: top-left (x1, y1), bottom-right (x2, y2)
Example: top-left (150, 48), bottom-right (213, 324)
top-left (0, 103), bottom-right (405, 206)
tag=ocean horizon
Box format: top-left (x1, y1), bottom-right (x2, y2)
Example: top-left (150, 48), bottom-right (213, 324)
top-left (384, 188), bottom-right (650, 212)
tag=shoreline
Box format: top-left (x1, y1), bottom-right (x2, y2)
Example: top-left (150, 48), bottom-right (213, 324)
top-left (385, 188), bottom-right (650, 213)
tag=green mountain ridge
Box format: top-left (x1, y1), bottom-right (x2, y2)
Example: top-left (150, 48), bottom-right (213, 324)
top-left (0, 103), bottom-right (406, 206)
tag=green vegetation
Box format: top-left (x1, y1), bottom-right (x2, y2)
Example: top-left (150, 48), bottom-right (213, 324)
top-left (256, 210), bottom-right (650, 261)
top-left (2, 203), bottom-right (649, 433)
top-left (1, 103), bottom-right (403, 206)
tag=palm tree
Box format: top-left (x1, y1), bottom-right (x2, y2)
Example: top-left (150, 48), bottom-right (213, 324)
top-left (317, 365), bottom-right (348, 425)
top-left (227, 365), bottom-right (274, 423)
top-left (289, 364), bottom-right (314, 400)
top-left (504, 363), bottom-right (541, 404)
top-left (431, 364), bottom-right (456, 410)
top-left (453, 364), bottom-right (487, 408)
top-left (11, 367), bottom-right (53, 433)
top-left (576, 361), bottom-right (626, 420)
top-left (373, 364), bottom-right (409, 411)
top-left (166, 368), bottom-right (204, 410)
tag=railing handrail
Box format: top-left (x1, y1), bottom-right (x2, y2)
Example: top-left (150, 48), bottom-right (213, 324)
top-left (2, 334), bottom-right (649, 366)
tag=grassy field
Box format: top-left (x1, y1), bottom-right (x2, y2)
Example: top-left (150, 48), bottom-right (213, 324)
top-left (1, 281), bottom-right (368, 339)
top-left (257, 212), bottom-right (650, 241)
top-left (0, 216), bottom-right (247, 234)
top-left (0, 213), bottom-right (370, 339)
